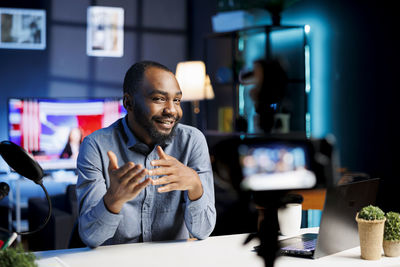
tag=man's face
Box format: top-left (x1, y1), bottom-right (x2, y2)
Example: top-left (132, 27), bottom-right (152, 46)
top-left (126, 67), bottom-right (183, 146)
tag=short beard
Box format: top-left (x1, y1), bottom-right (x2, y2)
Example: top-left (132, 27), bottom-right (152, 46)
top-left (133, 104), bottom-right (180, 146)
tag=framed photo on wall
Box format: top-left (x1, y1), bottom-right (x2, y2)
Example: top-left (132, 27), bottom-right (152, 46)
top-left (0, 8), bottom-right (46, 50)
top-left (87, 6), bottom-right (124, 57)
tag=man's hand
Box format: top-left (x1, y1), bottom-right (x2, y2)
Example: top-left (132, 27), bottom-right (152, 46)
top-left (103, 151), bottom-right (152, 214)
top-left (149, 146), bottom-right (203, 201)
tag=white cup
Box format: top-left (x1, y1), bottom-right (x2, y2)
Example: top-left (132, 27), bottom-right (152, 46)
top-left (277, 203), bottom-right (302, 236)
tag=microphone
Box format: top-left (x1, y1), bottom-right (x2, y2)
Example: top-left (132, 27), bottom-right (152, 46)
top-left (0, 141), bottom-right (52, 237)
top-left (0, 182), bottom-right (10, 201)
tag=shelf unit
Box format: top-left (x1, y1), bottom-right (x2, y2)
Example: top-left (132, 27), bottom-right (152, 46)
top-left (202, 24), bottom-right (310, 138)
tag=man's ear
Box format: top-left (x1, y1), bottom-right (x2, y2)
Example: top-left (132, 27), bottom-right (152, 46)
top-left (123, 93), bottom-right (134, 111)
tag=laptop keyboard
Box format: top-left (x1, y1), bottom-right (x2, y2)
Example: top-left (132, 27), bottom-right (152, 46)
top-left (281, 239), bottom-right (317, 251)
top-left (280, 234), bottom-right (317, 252)
top-left (303, 239), bottom-right (317, 250)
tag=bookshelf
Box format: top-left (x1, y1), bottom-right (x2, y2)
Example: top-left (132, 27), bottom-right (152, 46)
top-left (203, 24), bottom-right (310, 136)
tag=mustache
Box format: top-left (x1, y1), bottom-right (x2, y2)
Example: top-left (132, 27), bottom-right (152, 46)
top-left (152, 114), bottom-right (180, 122)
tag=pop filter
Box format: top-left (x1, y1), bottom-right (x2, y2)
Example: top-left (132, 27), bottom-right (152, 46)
top-left (0, 141), bottom-right (44, 184)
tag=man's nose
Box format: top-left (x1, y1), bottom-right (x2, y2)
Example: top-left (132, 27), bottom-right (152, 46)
top-left (163, 100), bottom-right (177, 116)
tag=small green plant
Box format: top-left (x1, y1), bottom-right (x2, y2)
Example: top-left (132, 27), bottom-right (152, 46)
top-left (384, 211), bottom-right (400, 241)
top-left (358, 205), bottom-right (385, 220)
top-left (0, 244), bottom-right (37, 267)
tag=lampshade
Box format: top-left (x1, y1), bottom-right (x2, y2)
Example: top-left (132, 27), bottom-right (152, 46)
top-left (204, 75), bottom-right (215, 99)
top-left (175, 61), bottom-right (214, 101)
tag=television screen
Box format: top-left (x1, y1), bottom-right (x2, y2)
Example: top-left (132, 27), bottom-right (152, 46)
top-left (8, 98), bottom-right (126, 170)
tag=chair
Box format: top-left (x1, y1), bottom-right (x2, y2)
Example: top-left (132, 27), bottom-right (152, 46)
top-left (68, 221), bottom-right (86, 248)
top-left (212, 173), bottom-right (258, 236)
top-left (27, 184), bottom-right (78, 251)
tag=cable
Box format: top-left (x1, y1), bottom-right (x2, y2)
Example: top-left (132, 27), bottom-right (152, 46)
top-left (0, 181), bottom-right (52, 236)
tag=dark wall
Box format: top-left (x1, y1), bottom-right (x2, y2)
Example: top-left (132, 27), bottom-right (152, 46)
top-left (323, 0), bottom-right (399, 211)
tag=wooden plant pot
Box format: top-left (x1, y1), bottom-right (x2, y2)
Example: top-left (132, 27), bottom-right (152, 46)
top-left (383, 240), bottom-right (400, 257)
top-left (356, 214), bottom-right (386, 260)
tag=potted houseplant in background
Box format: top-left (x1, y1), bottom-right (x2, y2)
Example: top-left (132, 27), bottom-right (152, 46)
top-left (356, 205), bottom-right (386, 260)
top-left (383, 211), bottom-right (400, 257)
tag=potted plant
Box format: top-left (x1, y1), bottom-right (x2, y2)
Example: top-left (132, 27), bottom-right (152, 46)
top-left (356, 205), bottom-right (386, 260)
top-left (383, 211), bottom-right (400, 257)
top-left (0, 244), bottom-right (38, 267)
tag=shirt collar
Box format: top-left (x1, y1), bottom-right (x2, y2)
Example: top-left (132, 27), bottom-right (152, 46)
top-left (122, 115), bottom-right (174, 152)
top-left (122, 115), bottom-right (139, 149)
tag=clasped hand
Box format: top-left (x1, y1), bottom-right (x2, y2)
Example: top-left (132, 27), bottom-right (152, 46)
top-left (104, 146), bottom-right (203, 214)
top-left (149, 146), bottom-right (203, 201)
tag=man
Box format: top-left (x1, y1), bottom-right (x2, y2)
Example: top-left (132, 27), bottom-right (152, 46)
top-left (76, 61), bottom-right (216, 248)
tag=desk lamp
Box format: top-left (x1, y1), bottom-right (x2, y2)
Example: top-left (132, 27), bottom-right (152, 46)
top-left (175, 61), bottom-right (214, 127)
top-left (0, 140), bottom-right (52, 249)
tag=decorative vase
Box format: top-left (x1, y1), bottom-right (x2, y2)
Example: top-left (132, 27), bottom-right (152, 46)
top-left (356, 213), bottom-right (386, 260)
top-left (383, 240), bottom-right (400, 257)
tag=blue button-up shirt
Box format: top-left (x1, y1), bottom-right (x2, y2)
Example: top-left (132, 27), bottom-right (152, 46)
top-left (76, 117), bottom-right (216, 247)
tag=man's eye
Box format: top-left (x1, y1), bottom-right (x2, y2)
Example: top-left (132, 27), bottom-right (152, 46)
top-left (174, 99), bottom-right (181, 104)
top-left (153, 97), bottom-right (165, 102)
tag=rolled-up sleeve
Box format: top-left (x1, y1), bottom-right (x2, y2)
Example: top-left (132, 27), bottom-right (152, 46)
top-left (184, 130), bottom-right (216, 239)
top-left (76, 137), bottom-right (122, 248)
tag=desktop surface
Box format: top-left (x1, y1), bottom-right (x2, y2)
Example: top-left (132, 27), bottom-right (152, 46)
top-left (36, 234), bottom-right (264, 267)
top-left (35, 228), bottom-right (398, 267)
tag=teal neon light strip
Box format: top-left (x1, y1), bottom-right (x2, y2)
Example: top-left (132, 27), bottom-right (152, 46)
top-left (305, 43), bottom-right (311, 138)
top-left (305, 45), bottom-right (311, 94)
top-left (306, 112), bottom-right (311, 138)
top-left (238, 84), bottom-right (245, 116)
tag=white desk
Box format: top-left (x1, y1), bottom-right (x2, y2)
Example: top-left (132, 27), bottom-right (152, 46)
top-left (35, 229), bottom-right (399, 267)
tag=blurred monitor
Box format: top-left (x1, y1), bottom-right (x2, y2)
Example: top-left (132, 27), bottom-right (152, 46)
top-left (8, 98), bottom-right (126, 170)
top-left (238, 140), bottom-right (317, 191)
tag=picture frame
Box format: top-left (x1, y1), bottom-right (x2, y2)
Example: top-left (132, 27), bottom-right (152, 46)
top-left (0, 8), bottom-right (46, 50)
top-left (86, 6), bottom-right (124, 57)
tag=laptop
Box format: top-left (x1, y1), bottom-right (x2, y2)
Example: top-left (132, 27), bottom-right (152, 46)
top-left (278, 178), bottom-right (379, 259)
